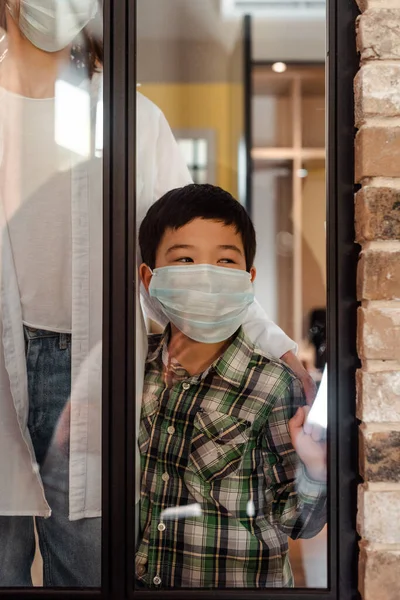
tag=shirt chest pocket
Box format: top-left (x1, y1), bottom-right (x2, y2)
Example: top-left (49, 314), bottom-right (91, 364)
top-left (187, 410), bottom-right (251, 482)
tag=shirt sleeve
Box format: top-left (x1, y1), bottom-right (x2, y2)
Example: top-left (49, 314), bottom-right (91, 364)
top-left (154, 110), bottom-right (193, 200)
top-left (241, 299), bottom-right (297, 358)
top-left (263, 375), bottom-right (327, 540)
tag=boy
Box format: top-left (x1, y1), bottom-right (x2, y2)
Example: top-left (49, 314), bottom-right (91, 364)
top-left (136, 184), bottom-right (326, 589)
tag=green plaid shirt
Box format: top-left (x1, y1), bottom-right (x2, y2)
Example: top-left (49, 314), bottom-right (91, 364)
top-left (136, 327), bottom-right (326, 589)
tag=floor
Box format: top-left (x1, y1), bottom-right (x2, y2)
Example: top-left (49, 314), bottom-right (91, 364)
top-left (289, 526), bottom-right (328, 588)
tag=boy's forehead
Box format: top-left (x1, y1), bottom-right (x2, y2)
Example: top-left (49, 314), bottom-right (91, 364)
top-left (160, 219), bottom-right (244, 247)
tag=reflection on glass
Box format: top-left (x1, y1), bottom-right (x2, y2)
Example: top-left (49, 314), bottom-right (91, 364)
top-left (136, 0), bottom-right (327, 591)
top-left (0, 0), bottom-right (103, 588)
top-left (177, 137), bottom-right (209, 184)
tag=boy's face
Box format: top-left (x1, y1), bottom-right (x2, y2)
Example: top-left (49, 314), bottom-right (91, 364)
top-left (140, 218), bottom-right (256, 291)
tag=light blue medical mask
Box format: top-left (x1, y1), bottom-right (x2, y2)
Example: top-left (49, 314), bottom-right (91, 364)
top-left (148, 264), bottom-right (254, 344)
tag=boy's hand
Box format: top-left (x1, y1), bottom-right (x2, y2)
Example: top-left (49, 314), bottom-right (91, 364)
top-left (288, 405), bottom-right (326, 482)
top-left (280, 351), bottom-right (317, 406)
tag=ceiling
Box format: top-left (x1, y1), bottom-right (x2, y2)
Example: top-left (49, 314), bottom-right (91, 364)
top-left (137, 0), bottom-right (325, 61)
top-left (137, 0), bottom-right (326, 61)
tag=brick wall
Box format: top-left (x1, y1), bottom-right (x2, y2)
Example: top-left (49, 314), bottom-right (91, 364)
top-left (355, 2), bottom-right (400, 599)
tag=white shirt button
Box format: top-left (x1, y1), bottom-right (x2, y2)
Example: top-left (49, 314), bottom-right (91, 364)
top-left (167, 426), bottom-right (175, 435)
top-left (161, 472), bottom-right (170, 482)
top-left (153, 576), bottom-right (162, 585)
top-left (182, 382), bottom-right (190, 390)
top-left (158, 522), bottom-right (166, 532)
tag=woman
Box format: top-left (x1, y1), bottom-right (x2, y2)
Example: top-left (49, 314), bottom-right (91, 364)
top-left (0, 0), bottom-right (313, 588)
top-left (0, 0), bottom-right (107, 587)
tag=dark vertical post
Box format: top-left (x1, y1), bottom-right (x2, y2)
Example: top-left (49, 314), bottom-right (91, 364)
top-left (243, 14), bottom-right (253, 216)
top-left (102, 0), bottom-right (136, 598)
top-left (126, 0), bottom-right (138, 596)
top-left (327, 1), bottom-right (360, 599)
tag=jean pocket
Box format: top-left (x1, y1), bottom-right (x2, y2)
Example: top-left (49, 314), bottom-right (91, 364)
top-left (187, 410), bottom-right (251, 482)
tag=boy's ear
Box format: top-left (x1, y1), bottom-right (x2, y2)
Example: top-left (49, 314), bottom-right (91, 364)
top-left (250, 266), bottom-right (256, 283)
top-left (139, 263), bottom-right (153, 293)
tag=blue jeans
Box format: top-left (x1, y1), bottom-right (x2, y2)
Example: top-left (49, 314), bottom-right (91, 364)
top-left (0, 327), bottom-right (101, 587)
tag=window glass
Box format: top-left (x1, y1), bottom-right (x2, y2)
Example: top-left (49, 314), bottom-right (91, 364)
top-left (136, 0), bottom-right (327, 590)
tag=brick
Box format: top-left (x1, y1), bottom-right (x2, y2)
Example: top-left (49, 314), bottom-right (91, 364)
top-left (355, 186), bottom-right (400, 242)
top-left (360, 428), bottom-right (400, 482)
top-left (357, 306), bottom-right (400, 360)
top-left (359, 545), bottom-right (400, 600)
top-left (358, 487), bottom-right (400, 542)
top-left (357, 244), bottom-right (400, 300)
top-left (357, 9), bottom-right (400, 61)
top-left (355, 126), bottom-right (400, 181)
top-left (355, 63), bottom-right (400, 127)
top-left (357, 1), bottom-right (400, 10)
top-left (357, 369), bottom-right (400, 422)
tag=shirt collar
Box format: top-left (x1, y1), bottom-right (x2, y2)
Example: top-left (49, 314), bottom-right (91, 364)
top-left (146, 325), bottom-right (171, 364)
top-left (213, 327), bottom-right (254, 388)
top-left (146, 326), bottom-right (254, 389)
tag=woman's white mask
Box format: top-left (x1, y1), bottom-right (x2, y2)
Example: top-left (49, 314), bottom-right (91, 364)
top-left (8, 0), bottom-right (98, 53)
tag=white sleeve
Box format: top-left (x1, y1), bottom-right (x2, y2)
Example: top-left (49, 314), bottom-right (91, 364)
top-left (154, 110), bottom-right (193, 199)
top-left (241, 299), bottom-right (297, 358)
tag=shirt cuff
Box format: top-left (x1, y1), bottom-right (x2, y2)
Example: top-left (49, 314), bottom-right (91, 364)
top-left (296, 465), bottom-right (327, 502)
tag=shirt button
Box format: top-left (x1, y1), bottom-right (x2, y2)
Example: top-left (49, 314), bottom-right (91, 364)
top-left (158, 522), bottom-right (166, 532)
top-left (153, 576), bottom-right (162, 586)
top-left (161, 472), bottom-right (170, 482)
top-left (167, 426), bottom-right (175, 435)
top-left (182, 382), bottom-right (190, 390)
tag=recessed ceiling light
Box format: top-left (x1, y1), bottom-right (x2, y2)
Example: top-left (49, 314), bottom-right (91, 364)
top-left (272, 62), bottom-right (287, 74)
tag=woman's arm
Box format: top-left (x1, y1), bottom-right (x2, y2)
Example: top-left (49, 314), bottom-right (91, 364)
top-left (280, 351), bottom-right (317, 405)
top-left (242, 299), bottom-right (316, 404)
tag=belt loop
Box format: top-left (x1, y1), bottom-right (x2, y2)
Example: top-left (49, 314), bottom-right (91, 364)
top-left (59, 333), bottom-right (68, 350)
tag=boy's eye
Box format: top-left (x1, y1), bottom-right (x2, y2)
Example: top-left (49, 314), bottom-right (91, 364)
top-left (175, 257), bottom-right (194, 263)
top-left (218, 258), bottom-right (235, 264)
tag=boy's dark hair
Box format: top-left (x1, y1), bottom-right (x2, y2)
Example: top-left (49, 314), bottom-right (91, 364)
top-left (139, 184), bottom-right (256, 271)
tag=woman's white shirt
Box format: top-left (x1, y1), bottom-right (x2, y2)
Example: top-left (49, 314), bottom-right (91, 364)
top-left (1, 88), bottom-right (73, 333)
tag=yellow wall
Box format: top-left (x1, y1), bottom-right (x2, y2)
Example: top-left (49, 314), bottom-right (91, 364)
top-left (139, 83), bottom-right (243, 197)
top-left (301, 167), bottom-right (326, 326)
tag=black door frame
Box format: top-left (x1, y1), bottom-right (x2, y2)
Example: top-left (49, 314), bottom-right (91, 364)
top-left (0, 1), bottom-right (360, 599)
